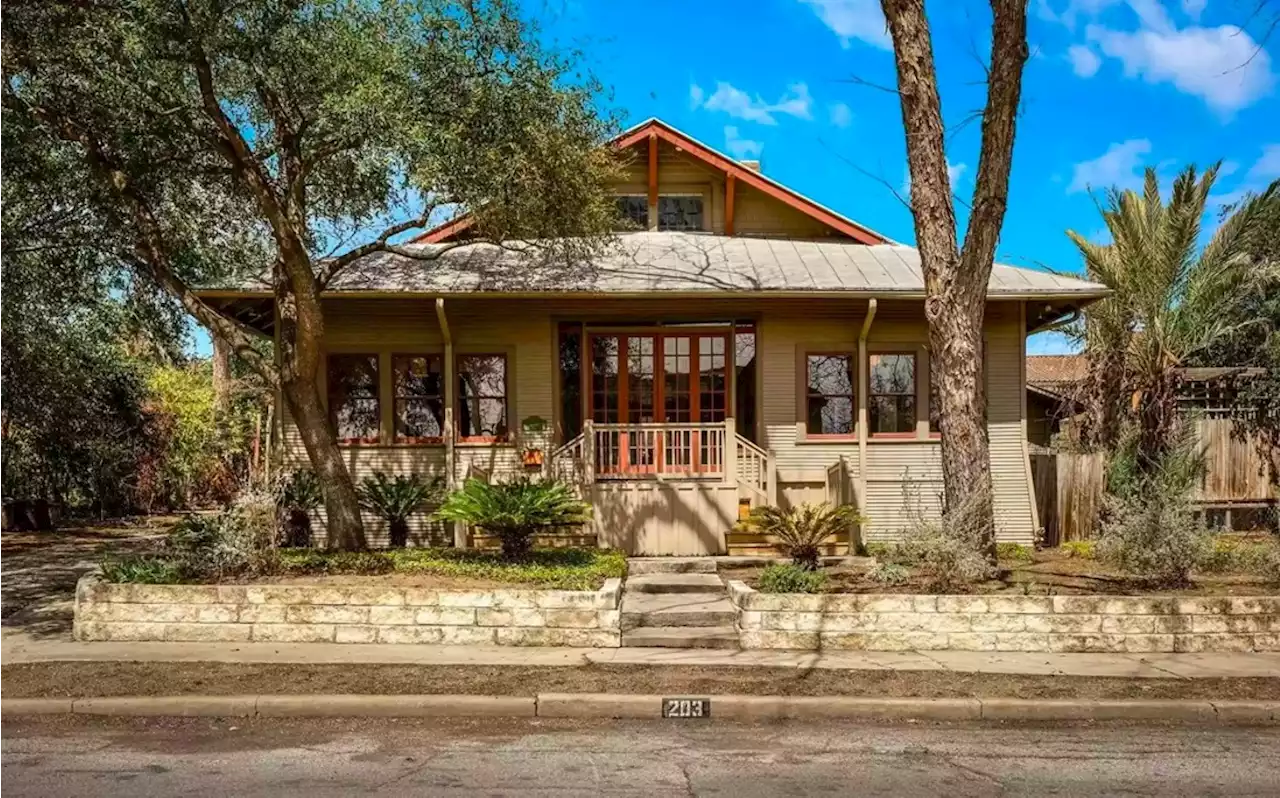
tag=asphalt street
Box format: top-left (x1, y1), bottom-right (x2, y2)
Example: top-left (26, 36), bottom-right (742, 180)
top-left (4, 715), bottom-right (1280, 796)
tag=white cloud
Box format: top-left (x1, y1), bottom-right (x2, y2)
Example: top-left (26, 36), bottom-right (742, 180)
top-left (1086, 22), bottom-right (1275, 113)
top-left (828, 101), bottom-right (853, 128)
top-left (1181, 0), bottom-right (1206, 21)
top-left (698, 81), bottom-right (813, 125)
top-left (724, 126), bottom-right (764, 159)
top-left (1035, 0), bottom-right (1123, 30)
top-left (1068, 138), bottom-right (1152, 193)
top-left (800, 0), bottom-right (890, 50)
top-left (1067, 44), bottom-right (1101, 77)
top-left (1218, 160), bottom-right (1240, 178)
top-left (689, 83), bottom-right (705, 110)
top-left (1245, 143), bottom-right (1280, 183)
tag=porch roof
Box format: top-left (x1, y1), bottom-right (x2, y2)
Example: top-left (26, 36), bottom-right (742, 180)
top-left (212, 232), bottom-right (1109, 299)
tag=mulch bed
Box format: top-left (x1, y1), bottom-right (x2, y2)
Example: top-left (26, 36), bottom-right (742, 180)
top-left (4, 662), bottom-right (1279, 701)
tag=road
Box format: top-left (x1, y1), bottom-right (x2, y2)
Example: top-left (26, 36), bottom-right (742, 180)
top-left (4, 715), bottom-right (1279, 796)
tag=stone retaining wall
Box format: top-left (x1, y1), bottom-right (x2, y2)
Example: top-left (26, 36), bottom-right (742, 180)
top-left (75, 575), bottom-right (622, 647)
top-left (728, 581), bottom-right (1280, 653)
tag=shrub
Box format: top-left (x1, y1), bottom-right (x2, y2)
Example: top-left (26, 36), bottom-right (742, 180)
top-left (735, 503), bottom-right (862, 570)
top-left (996, 543), bottom-right (1034, 562)
top-left (99, 554), bottom-right (193, 584)
top-left (434, 478), bottom-right (592, 560)
top-left (885, 495), bottom-right (996, 593)
top-left (757, 562), bottom-right (827, 594)
top-left (277, 469), bottom-right (322, 547)
top-left (867, 562), bottom-right (910, 586)
top-left (1095, 491), bottom-right (1211, 587)
top-left (358, 472), bottom-right (442, 548)
top-left (1060, 540), bottom-right (1096, 559)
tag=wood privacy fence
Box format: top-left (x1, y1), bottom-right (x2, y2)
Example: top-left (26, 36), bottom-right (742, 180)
top-left (1032, 418), bottom-right (1278, 545)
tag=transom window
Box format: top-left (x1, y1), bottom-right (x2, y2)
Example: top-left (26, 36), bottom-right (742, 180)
top-left (328, 354), bottom-right (380, 444)
top-left (658, 196), bottom-right (703, 231)
top-left (806, 354), bottom-right (855, 436)
top-left (457, 354), bottom-right (508, 440)
top-left (393, 354), bottom-right (444, 443)
top-left (869, 353), bottom-right (917, 435)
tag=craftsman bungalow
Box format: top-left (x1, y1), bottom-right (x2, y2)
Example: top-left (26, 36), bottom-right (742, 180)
top-left (200, 119), bottom-right (1109, 555)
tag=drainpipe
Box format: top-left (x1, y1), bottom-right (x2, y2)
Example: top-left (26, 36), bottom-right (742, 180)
top-left (436, 299), bottom-right (462, 548)
top-left (856, 298), bottom-right (878, 554)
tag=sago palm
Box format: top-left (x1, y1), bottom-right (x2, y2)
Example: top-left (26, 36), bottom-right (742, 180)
top-left (736, 503), bottom-right (862, 570)
top-left (358, 473), bottom-right (442, 548)
top-left (434, 478), bottom-right (592, 560)
top-left (1068, 165), bottom-right (1279, 470)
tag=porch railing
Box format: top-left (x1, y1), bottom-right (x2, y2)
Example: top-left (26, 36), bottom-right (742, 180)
top-left (736, 434), bottom-right (777, 505)
top-left (591, 422), bottom-right (727, 478)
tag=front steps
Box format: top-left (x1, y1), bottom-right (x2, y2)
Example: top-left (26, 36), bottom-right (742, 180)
top-left (621, 559), bottom-right (739, 649)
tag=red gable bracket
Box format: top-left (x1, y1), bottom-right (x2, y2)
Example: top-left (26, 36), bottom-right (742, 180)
top-left (412, 118), bottom-right (889, 245)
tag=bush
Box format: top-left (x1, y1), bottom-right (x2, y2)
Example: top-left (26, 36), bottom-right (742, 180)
top-left (757, 563), bottom-right (827, 594)
top-left (1095, 491), bottom-right (1211, 587)
top-left (277, 469), bottom-right (322, 547)
top-left (867, 562), bottom-right (910, 586)
top-left (735, 503), bottom-right (862, 570)
top-left (1060, 540), bottom-right (1096, 559)
top-left (434, 478), bottom-right (592, 560)
top-left (996, 543), bottom-right (1034, 562)
top-left (1200, 536), bottom-right (1280, 583)
top-left (358, 472), bottom-right (442, 548)
top-left (884, 496), bottom-right (996, 593)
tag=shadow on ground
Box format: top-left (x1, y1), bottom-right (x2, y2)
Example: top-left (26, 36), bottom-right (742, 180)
top-left (2, 518), bottom-right (172, 639)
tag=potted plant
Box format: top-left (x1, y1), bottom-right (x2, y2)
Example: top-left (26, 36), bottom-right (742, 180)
top-left (277, 469), bottom-right (322, 548)
top-left (520, 416), bottom-right (549, 468)
top-left (358, 472), bottom-right (441, 548)
top-left (434, 477), bottom-right (591, 560)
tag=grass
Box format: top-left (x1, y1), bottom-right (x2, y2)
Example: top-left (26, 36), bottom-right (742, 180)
top-left (102, 547), bottom-right (626, 591)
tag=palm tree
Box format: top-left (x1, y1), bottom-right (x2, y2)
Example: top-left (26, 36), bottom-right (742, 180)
top-left (1068, 165), bottom-right (1279, 472)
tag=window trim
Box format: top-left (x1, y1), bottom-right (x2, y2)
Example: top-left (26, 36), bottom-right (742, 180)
top-left (391, 353), bottom-right (446, 445)
top-left (867, 350), bottom-right (919, 439)
top-left (455, 352), bottom-right (510, 443)
top-left (326, 352), bottom-right (382, 445)
top-left (801, 350), bottom-right (858, 440)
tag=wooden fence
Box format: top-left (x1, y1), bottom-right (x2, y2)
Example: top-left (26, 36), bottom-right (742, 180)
top-left (1033, 418), bottom-right (1278, 545)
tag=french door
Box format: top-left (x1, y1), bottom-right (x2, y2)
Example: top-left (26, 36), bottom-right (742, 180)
top-left (588, 332), bottom-right (728, 475)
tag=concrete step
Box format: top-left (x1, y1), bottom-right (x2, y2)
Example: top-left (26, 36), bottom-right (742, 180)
top-left (627, 558), bottom-right (717, 575)
top-left (621, 625), bottom-right (740, 649)
top-left (620, 593), bottom-right (737, 629)
top-left (624, 573), bottom-right (725, 594)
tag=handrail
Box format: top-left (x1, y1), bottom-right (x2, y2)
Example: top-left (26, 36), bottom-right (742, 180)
top-left (734, 433), bottom-right (771, 505)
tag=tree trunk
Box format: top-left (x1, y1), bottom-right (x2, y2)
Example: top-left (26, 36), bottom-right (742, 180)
top-left (881, 0), bottom-right (1029, 563)
top-left (212, 334), bottom-right (232, 414)
top-left (275, 275), bottom-right (366, 550)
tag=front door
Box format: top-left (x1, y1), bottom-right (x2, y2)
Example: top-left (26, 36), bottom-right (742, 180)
top-left (588, 331), bottom-right (729, 474)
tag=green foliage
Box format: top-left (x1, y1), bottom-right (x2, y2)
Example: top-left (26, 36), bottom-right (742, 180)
top-left (1060, 540), bottom-right (1097, 559)
top-left (757, 563), bottom-right (828, 594)
top-left (276, 469), bottom-right (322, 548)
top-left (1198, 536), bottom-right (1280, 583)
top-left (358, 472), bottom-right (442, 547)
top-left (884, 496), bottom-right (997, 593)
top-left (996, 543), bottom-right (1034, 562)
top-left (99, 555), bottom-right (193, 585)
top-left (434, 478), bottom-right (592, 560)
top-left (867, 562), bottom-right (910, 587)
top-left (736, 503), bottom-right (862, 570)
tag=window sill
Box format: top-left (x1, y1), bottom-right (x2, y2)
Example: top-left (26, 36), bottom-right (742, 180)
top-left (796, 434), bottom-right (859, 445)
top-left (456, 438), bottom-right (514, 447)
top-left (868, 435), bottom-right (938, 444)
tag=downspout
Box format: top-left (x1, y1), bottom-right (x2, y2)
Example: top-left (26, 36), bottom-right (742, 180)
top-left (436, 298), bottom-right (463, 548)
top-left (856, 298), bottom-right (877, 553)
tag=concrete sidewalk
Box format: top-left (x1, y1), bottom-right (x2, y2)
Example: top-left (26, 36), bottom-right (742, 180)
top-left (5, 628), bottom-right (1279, 679)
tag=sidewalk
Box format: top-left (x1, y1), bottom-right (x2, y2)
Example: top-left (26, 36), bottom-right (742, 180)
top-left (5, 628), bottom-right (1279, 679)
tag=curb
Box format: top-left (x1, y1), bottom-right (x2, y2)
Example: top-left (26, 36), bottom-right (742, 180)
top-left (3, 695), bottom-right (1278, 724)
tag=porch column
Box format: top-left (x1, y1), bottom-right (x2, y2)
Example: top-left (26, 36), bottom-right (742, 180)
top-left (856, 299), bottom-right (878, 554)
top-left (436, 298), bottom-right (464, 548)
top-left (582, 419), bottom-right (596, 483)
top-left (723, 418), bottom-right (737, 485)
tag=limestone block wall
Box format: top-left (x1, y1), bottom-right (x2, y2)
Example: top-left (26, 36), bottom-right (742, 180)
top-left (728, 581), bottom-right (1280, 653)
top-left (75, 575), bottom-right (622, 647)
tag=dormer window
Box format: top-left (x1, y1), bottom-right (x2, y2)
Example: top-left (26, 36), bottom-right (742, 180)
top-left (615, 195), bottom-right (648, 229)
top-left (658, 196), bottom-right (703, 231)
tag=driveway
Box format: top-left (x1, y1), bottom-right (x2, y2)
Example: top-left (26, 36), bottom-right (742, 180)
top-left (2, 518), bottom-right (170, 640)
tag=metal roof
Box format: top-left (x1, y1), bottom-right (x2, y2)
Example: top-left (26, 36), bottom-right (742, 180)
top-left (223, 232), bottom-right (1109, 298)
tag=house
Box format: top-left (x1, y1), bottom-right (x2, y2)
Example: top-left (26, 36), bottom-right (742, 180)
top-left (199, 118), bottom-right (1109, 555)
top-left (1026, 354), bottom-right (1277, 539)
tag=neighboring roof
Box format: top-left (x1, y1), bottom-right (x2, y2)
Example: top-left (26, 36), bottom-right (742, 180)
top-left (413, 118), bottom-right (892, 246)
top-left (1026, 355), bottom-right (1265, 395)
top-left (209, 232), bottom-right (1111, 299)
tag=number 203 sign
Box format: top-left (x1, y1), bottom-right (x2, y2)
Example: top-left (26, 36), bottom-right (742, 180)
top-left (662, 697), bottom-right (711, 718)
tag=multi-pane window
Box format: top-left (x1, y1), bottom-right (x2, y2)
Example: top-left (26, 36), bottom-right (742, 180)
top-left (615, 195), bottom-right (648, 229)
top-left (328, 354), bottom-right (380, 443)
top-left (869, 353), bottom-right (917, 435)
top-left (457, 354), bottom-right (508, 440)
top-left (734, 325), bottom-right (757, 441)
top-left (806, 354), bottom-right (855, 436)
top-left (393, 354), bottom-right (444, 442)
top-left (658, 196), bottom-right (703, 231)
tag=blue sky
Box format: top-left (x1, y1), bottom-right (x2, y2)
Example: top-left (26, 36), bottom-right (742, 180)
top-left (531, 0), bottom-right (1279, 354)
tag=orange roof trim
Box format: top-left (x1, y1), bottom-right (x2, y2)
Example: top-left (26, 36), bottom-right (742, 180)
top-left (412, 118), bottom-right (890, 245)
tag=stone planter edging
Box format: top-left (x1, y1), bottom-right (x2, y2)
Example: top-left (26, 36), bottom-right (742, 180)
top-left (726, 580), bottom-right (1280, 653)
top-left (74, 574), bottom-right (623, 647)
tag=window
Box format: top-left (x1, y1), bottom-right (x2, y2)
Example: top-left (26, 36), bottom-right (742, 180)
top-left (806, 354), bottom-right (855, 436)
top-left (393, 354), bottom-right (444, 443)
top-left (869, 353), bottom-right (917, 435)
top-left (457, 354), bottom-right (508, 440)
top-left (658, 196), bottom-right (703, 231)
top-left (558, 323), bottom-right (583, 438)
top-left (328, 354), bottom-right (380, 443)
top-left (615, 195), bottom-right (648, 229)
top-left (734, 324), bottom-right (757, 441)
